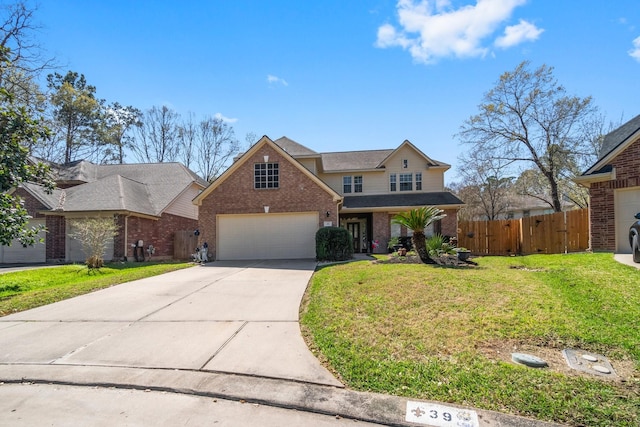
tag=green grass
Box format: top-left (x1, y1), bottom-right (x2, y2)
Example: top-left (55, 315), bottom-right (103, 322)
top-left (301, 253), bottom-right (640, 426)
top-left (0, 262), bottom-right (192, 316)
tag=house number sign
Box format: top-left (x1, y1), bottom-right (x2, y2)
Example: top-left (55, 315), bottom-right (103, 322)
top-left (406, 401), bottom-right (479, 427)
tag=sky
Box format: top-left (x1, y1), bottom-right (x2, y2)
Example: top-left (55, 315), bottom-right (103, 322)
top-left (28, 0), bottom-right (640, 182)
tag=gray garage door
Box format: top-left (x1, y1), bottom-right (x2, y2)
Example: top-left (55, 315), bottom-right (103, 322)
top-left (217, 212), bottom-right (318, 260)
top-left (615, 187), bottom-right (640, 253)
top-left (0, 219), bottom-right (46, 263)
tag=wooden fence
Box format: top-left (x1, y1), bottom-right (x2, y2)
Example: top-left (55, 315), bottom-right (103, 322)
top-left (174, 230), bottom-right (199, 260)
top-left (457, 209), bottom-right (589, 256)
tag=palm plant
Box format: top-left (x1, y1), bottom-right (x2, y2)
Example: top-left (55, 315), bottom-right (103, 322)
top-left (392, 207), bottom-right (446, 264)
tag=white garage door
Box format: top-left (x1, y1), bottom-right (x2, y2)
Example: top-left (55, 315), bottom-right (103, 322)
top-left (615, 187), bottom-right (640, 253)
top-left (217, 212), bottom-right (319, 260)
top-left (0, 219), bottom-right (46, 264)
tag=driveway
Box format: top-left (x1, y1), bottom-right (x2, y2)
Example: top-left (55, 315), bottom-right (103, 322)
top-left (0, 259), bottom-right (342, 387)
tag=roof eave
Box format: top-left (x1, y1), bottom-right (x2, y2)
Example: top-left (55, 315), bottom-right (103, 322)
top-left (574, 169), bottom-right (616, 187)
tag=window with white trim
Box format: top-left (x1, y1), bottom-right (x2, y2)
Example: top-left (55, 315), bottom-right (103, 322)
top-left (390, 174), bottom-right (397, 192)
top-left (402, 159), bottom-right (408, 168)
top-left (254, 163), bottom-right (279, 189)
top-left (415, 172), bottom-right (422, 191)
top-left (343, 176), bottom-right (352, 193)
top-left (354, 175), bottom-right (363, 193)
top-left (399, 173), bottom-right (412, 191)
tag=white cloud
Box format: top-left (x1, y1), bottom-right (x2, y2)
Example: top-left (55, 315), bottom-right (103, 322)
top-left (495, 19), bottom-right (543, 48)
top-left (214, 113), bottom-right (238, 123)
top-left (629, 36), bottom-right (640, 62)
top-left (375, 0), bottom-right (541, 63)
top-left (267, 74), bottom-right (288, 86)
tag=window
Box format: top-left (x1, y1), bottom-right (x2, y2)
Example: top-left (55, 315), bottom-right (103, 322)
top-left (415, 173), bottom-right (422, 191)
top-left (254, 163), bottom-right (279, 189)
top-left (390, 222), bottom-right (401, 238)
top-left (343, 176), bottom-right (352, 193)
top-left (354, 175), bottom-right (363, 193)
top-left (402, 159), bottom-right (408, 169)
top-left (399, 173), bottom-right (412, 191)
top-left (390, 174), bottom-right (397, 192)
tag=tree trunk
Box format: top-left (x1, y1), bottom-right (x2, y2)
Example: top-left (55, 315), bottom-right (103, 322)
top-left (412, 232), bottom-right (435, 264)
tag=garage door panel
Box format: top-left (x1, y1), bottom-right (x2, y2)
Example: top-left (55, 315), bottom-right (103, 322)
top-left (615, 187), bottom-right (640, 253)
top-left (217, 213), bottom-right (318, 260)
top-left (0, 219), bottom-right (46, 263)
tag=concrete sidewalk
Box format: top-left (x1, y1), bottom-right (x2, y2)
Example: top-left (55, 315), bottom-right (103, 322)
top-left (0, 259), bottom-right (561, 426)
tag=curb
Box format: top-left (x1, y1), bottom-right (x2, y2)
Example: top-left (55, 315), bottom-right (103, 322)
top-left (0, 365), bottom-right (563, 427)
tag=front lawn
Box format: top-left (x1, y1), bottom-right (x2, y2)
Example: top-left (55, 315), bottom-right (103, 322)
top-left (301, 253), bottom-right (640, 426)
top-left (0, 262), bottom-right (192, 316)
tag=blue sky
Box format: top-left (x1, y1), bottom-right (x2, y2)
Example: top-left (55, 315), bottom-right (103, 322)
top-left (34, 0), bottom-right (640, 182)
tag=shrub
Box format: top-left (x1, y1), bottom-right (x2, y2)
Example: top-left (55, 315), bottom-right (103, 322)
top-left (316, 227), bottom-right (354, 261)
top-left (426, 234), bottom-right (456, 258)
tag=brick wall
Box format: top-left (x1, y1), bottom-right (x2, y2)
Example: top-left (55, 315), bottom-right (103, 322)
top-left (13, 188), bottom-right (47, 219)
top-left (590, 137), bottom-right (640, 251)
top-left (45, 215), bottom-right (65, 261)
top-left (441, 208), bottom-right (458, 238)
top-left (123, 214), bottom-right (198, 261)
top-left (198, 143), bottom-right (338, 259)
top-left (371, 213), bottom-right (391, 254)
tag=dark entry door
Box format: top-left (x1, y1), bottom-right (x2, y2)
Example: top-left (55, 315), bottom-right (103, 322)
top-left (347, 222), bottom-right (360, 252)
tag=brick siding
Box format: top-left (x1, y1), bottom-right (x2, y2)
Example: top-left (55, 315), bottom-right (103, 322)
top-left (589, 137), bottom-right (640, 251)
top-left (198, 144), bottom-right (338, 259)
top-left (121, 214), bottom-right (198, 261)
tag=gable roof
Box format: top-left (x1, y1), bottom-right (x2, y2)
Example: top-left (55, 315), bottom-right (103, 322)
top-left (378, 140), bottom-right (449, 169)
top-left (580, 114), bottom-right (640, 179)
top-left (193, 136), bottom-right (342, 205)
top-left (22, 161), bottom-right (206, 217)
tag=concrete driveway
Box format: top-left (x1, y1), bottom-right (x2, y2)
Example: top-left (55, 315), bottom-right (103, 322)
top-left (0, 259), bottom-right (342, 387)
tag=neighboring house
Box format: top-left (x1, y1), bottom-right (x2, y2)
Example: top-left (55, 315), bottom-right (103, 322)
top-left (576, 114), bottom-right (640, 253)
top-left (1, 160), bottom-right (207, 264)
top-left (194, 136), bottom-right (463, 260)
top-left (501, 195), bottom-right (579, 220)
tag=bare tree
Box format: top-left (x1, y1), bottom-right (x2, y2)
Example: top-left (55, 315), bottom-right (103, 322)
top-left (177, 111), bottom-right (197, 169)
top-left (456, 149), bottom-right (514, 220)
top-left (0, 1), bottom-right (56, 90)
top-left (458, 61), bottom-right (598, 212)
top-left (131, 105), bottom-right (180, 163)
top-left (196, 116), bottom-right (239, 181)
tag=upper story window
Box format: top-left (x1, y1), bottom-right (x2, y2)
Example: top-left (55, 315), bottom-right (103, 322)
top-left (343, 175), bottom-right (363, 194)
top-left (354, 175), bottom-right (363, 193)
top-left (402, 159), bottom-right (408, 169)
top-left (390, 174), bottom-right (397, 192)
top-left (399, 173), bottom-right (413, 191)
top-left (254, 163), bottom-right (279, 189)
top-left (343, 176), bottom-right (352, 193)
top-left (415, 173), bottom-right (422, 191)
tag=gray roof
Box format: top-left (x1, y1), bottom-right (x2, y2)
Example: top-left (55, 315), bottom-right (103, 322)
top-left (598, 114), bottom-right (640, 160)
top-left (321, 150), bottom-right (394, 171)
top-left (24, 161), bottom-right (205, 217)
top-left (273, 136), bottom-right (318, 156)
top-left (343, 192), bottom-right (464, 209)
top-left (64, 175), bottom-right (156, 215)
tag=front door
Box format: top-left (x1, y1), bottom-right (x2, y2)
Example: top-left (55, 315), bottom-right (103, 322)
top-left (347, 222), bottom-right (360, 252)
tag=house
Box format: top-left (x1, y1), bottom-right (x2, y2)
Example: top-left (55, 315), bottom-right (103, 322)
top-left (194, 136), bottom-right (464, 260)
top-left (502, 195), bottom-right (579, 220)
top-left (575, 114), bottom-right (640, 253)
top-left (1, 160), bottom-right (207, 263)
